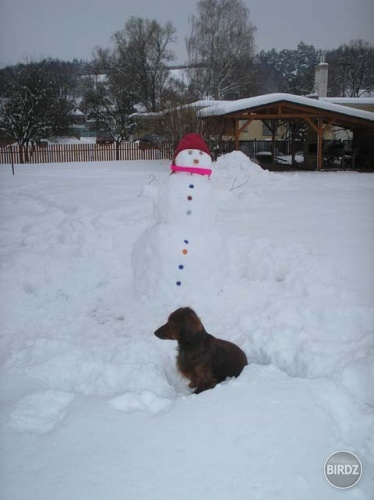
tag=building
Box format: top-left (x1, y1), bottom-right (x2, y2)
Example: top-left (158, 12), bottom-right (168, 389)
top-left (198, 93), bottom-right (374, 170)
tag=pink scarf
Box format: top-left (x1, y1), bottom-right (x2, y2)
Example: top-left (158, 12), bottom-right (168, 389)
top-left (170, 164), bottom-right (212, 176)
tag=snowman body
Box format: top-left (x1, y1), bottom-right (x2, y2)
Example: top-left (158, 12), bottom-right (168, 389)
top-left (132, 144), bottom-right (227, 304)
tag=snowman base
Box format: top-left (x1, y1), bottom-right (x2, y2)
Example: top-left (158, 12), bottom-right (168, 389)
top-left (132, 223), bottom-right (227, 304)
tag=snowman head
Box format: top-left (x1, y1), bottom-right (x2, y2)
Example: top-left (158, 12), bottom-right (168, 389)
top-left (171, 133), bottom-right (212, 176)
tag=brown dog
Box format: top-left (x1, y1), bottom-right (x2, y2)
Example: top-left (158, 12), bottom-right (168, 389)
top-left (154, 307), bottom-right (248, 394)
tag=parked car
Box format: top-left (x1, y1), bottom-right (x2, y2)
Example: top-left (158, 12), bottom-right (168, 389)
top-left (96, 135), bottom-right (114, 145)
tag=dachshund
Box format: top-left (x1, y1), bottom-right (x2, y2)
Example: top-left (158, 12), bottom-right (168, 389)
top-left (154, 307), bottom-right (248, 394)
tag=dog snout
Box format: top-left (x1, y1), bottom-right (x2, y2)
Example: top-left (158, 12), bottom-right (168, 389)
top-left (154, 323), bottom-right (169, 339)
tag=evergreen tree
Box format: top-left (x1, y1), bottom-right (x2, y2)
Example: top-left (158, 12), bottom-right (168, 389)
top-left (255, 43), bottom-right (320, 95)
top-left (0, 59), bottom-right (71, 161)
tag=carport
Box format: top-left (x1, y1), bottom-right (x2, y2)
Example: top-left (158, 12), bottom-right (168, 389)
top-left (198, 93), bottom-right (374, 170)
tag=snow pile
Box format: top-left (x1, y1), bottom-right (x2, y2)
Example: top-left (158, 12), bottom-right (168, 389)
top-left (9, 390), bottom-right (75, 434)
top-left (109, 390), bottom-right (172, 414)
top-left (213, 150), bottom-right (269, 190)
top-left (1, 159), bottom-right (373, 500)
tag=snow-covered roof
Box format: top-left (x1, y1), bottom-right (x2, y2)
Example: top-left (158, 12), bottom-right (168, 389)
top-left (198, 93), bottom-right (374, 123)
top-left (321, 97), bottom-right (374, 106)
top-left (68, 108), bottom-right (85, 116)
top-left (186, 99), bottom-right (224, 108)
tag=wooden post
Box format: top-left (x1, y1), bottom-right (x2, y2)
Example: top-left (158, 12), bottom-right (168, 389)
top-left (271, 122), bottom-right (276, 159)
top-left (304, 116), bottom-right (323, 171)
top-left (317, 118), bottom-right (324, 171)
top-left (9, 145), bottom-right (15, 175)
top-left (234, 119), bottom-right (239, 150)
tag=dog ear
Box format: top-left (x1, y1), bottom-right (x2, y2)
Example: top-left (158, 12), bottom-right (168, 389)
top-left (179, 309), bottom-right (205, 346)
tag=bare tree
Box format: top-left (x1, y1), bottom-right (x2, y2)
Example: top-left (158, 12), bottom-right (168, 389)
top-left (110, 17), bottom-right (177, 112)
top-left (157, 101), bottom-right (203, 145)
top-left (326, 40), bottom-right (374, 97)
top-left (186, 0), bottom-right (256, 99)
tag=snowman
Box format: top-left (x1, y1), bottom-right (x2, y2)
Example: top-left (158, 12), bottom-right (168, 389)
top-left (132, 133), bottom-right (227, 305)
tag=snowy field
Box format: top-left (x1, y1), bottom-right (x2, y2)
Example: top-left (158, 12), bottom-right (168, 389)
top-left (1, 153), bottom-right (373, 500)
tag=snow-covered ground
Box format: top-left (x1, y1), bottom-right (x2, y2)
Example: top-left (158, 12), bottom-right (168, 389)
top-left (1, 153), bottom-right (373, 500)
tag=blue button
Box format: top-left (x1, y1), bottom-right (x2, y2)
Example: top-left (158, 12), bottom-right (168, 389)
top-left (176, 281), bottom-right (181, 286)
top-left (189, 184), bottom-right (194, 188)
top-left (179, 265), bottom-right (184, 270)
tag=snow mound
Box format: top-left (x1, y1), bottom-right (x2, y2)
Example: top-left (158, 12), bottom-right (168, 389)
top-left (213, 150), bottom-right (270, 189)
top-left (4, 336), bottom-right (173, 398)
top-left (109, 391), bottom-right (172, 414)
top-left (9, 390), bottom-right (74, 434)
top-left (228, 240), bottom-right (374, 407)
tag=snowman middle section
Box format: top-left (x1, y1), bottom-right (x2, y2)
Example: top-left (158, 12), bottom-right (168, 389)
top-left (132, 171), bottom-right (228, 304)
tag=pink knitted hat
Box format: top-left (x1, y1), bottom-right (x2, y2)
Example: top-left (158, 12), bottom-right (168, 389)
top-left (173, 134), bottom-right (211, 162)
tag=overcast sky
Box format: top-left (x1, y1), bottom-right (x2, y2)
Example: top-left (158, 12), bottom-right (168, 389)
top-left (1, 0), bottom-right (373, 66)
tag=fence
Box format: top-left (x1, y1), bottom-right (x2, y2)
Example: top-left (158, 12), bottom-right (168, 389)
top-left (238, 139), bottom-right (303, 158)
top-left (0, 139), bottom-right (304, 165)
top-left (0, 142), bottom-right (175, 165)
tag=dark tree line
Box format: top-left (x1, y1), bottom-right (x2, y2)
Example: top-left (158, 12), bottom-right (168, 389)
top-left (255, 40), bottom-right (374, 97)
top-left (1, 0), bottom-right (373, 151)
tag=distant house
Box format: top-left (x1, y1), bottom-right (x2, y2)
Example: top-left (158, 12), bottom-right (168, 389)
top-left (68, 108), bottom-right (86, 125)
